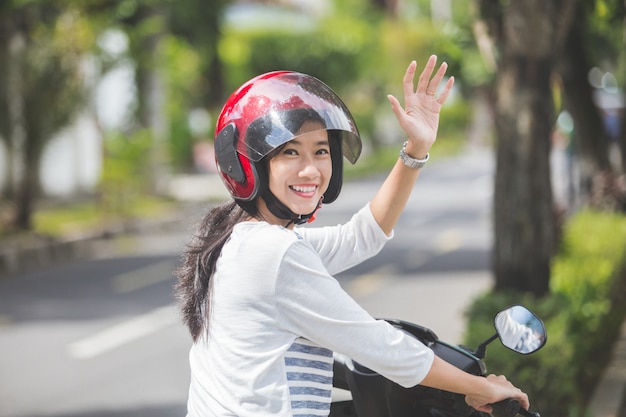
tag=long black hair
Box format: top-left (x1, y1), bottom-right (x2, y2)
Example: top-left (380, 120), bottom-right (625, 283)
top-left (174, 201), bottom-right (247, 341)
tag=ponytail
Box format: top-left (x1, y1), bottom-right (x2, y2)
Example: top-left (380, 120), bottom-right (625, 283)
top-left (174, 201), bottom-right (248, 341)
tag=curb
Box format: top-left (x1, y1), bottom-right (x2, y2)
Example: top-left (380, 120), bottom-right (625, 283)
top-left (588, 319), bottom-right (626, 417)
top-left (0, 173), bottom-right (227, 278)
top-left (0, 234), bottom-right (100, 276)
top-left (0, 209), bottom-right (194, 278)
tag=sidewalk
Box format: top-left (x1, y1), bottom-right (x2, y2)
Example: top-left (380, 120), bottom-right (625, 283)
top-left (0, 209), bottom-right (189, 277)
top-left (588, 320), bottom-right (626, 417)
top-left (0, 174), bottom-right (227, 277)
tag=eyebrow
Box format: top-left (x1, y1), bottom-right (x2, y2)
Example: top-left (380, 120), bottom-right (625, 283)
top-left (288, 138), bottom-right (330, 147)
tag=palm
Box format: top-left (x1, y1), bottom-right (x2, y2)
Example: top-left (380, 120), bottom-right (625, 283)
top-left (388, 56), bottom-right (455, 154)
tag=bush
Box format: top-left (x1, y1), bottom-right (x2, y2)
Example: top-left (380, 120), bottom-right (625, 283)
top-left (464, 210), bottom-right (626, 417)
top-left (99, 129), bottom-right (154, 217)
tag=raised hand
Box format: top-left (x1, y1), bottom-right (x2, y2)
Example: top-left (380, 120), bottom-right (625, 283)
top-left (387, 55), bottom-right (455, 158)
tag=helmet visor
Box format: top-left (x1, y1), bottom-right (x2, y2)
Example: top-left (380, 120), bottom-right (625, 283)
top-left (239, 73), bottom-right (362, 164)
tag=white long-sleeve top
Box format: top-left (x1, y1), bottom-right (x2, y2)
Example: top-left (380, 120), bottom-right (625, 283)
top-left (186, 204), bottom-right (434, 417)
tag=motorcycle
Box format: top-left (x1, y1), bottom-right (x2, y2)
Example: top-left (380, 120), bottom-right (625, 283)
top-left (330, 305), bottom-right (547, 417)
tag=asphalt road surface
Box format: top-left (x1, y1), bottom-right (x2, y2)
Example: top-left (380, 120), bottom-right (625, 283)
top-left (0, 147), bottom-right (495, 417)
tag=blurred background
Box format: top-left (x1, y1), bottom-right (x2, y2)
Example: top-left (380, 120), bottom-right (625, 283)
top-left (0, 1), bottom-right (625, 417)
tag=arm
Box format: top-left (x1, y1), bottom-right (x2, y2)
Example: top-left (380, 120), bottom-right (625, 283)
top-left (369, 60), bottom-right (529, 413)
top-left (297, 204), bottom-right (391, 275)
top-left (276, 242), bottom-right (530, 413)
top-left (370, 55), bottom-right (455, 235)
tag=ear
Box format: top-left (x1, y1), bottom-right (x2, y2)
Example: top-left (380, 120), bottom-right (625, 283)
top-left (215, 123), bottom-right (246, 183)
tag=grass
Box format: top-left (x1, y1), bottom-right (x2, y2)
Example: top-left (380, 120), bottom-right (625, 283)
top-left (33, 203), bottom-right (104, 237)
top-left (0, 196), bottom-right (180, 240)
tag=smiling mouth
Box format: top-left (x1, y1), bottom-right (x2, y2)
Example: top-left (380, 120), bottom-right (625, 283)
top-left (290, 185), bottom-right (317, 193)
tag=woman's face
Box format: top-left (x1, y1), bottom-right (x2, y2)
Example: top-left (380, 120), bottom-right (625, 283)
top-left (263, 121), bottom-right (331, 225)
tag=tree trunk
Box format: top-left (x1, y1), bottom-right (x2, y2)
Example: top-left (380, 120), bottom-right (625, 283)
top-left (493, 57), bottom-right (554, 295)
top-left (491, 1), bottom-right (559, 296)
top-left (7, 33), bottom-right (27, 214)
top-left (0, 16), bottom-right (13, 198)
top-left (617, 108), bottom-right (626, 175)
top-left (207, 49), bottom-right (225, 107)
top-left (370, 0), bottom-right (398, 16)
top-left (14, 139), bottom-right (38, 230)
top-left (558, 6), bottom-right (613, 184)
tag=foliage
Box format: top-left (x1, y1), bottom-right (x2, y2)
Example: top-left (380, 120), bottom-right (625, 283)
top-left (465, 292), bottom-right (578, 417)
top-left (218, 6), bottom-right (473, 153)
top-left (22, 7), bottom-right (91, 149)
top-left (586, 0), bottom-right (626, 84)
top-left (32, 196), bottom-right (176, 237)
top-left (0, 3), bottom-right (92, 229)
top-left (219, 15), bottom-right (370, 98)
top-left (99, 129), bottom-right (154, 218)
top-left (550, 210), bottom-right (626, 389)
top-left (464, 211), bottom-right (626, 417)
top-left (161, 35), bottom-right (203, 170)
top-left (343, 129), bottom-right (467, 179)
top-left (437, 99), bottom-right (471, 139)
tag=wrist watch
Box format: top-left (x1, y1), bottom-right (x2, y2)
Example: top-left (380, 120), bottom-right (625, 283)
top-left (399, 141), bottom-right (429, 169)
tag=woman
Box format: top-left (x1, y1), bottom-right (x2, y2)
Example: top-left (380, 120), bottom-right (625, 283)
top-left (175, 56), bottom-right (529, 417)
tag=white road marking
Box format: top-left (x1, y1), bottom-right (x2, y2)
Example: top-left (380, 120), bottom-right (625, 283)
top-left (345, 265), bottom-right (396, 298)
top-left (435, 229), bottom-right (461, 252)
top-left (67, 305), bottom-right (178, 359)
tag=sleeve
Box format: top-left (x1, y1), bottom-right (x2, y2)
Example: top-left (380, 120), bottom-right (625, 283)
top-left (296, 203), bottom-right (393, 275)
top-left (273, 240), bottom-right (434, 388)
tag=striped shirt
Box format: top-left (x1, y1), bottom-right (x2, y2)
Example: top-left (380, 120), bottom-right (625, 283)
top-left (285, 338), bottom-right (334, 416)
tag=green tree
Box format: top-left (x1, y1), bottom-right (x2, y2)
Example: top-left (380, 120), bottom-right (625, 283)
top-left (474, 0), bottom-right (625, 293)
top-left (86, 0), bottom-right (172, 189)
top-left (475, 0), bottom-right (574, 296)
top-left (0, 2), bottom-right (89, 230)
top-left (83, 0), bottom-right (229, 174)
top-left (166, 0), bottom-right (228, 171)
top-left (169, 0), bottom-right (229, 108)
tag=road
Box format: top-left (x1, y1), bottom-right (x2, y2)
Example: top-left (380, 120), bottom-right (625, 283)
top-left (0, 147), bottom-right (495, 417)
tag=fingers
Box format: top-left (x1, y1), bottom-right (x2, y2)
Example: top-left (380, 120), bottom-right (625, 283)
top-left (386, 94), bottom-right (404, 119)
top-left (416, 55), bottom-right (437, 94)
top-left (486, 374), bottom-right (530, 411)
top-left (437, 76), bottom-right (455, 104)
top-left (404, 55), bottom-right (454, 105)
top-left (426, 59), bottom-right (448, 94)
top-left (402, 60), bottom-right (418, 98)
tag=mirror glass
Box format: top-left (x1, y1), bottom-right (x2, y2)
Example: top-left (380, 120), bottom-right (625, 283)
top-left (494, 305), bottom-right (547, 354)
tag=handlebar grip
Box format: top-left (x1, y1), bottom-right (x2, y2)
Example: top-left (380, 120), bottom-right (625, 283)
top-left (492, 399), bottom-right (521, 417)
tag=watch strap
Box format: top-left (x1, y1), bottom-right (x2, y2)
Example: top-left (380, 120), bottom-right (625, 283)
top-left (399, 141), bottom-right (429, 169)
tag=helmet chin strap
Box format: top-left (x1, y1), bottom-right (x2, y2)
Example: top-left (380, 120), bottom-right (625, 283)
top-left (264, 191), bottom-right (322, 226)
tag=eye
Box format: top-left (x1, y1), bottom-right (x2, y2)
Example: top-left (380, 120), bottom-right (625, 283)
top-left (316, 147), bottom-right (330, 155)
top-left (282, 148), bottom-right (298, 156)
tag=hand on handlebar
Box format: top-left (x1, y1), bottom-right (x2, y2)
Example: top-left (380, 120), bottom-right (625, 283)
top-left (466, 374), bottom-right (529, 414)
top-left (491, 399), bottom-right (541, 417)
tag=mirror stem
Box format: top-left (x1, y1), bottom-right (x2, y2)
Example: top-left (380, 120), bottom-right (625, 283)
top-left (475, 333), bottom-right (499, 359)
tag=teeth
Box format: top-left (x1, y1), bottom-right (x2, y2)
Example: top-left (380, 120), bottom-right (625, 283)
top-left (291, 185), bottom-right (316, 193)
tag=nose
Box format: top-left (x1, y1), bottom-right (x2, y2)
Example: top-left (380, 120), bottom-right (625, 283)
top-left (298, 155), bottom-right (322, 179)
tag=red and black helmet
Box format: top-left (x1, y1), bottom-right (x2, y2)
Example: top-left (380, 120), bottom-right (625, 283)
top-left (214, 71), bottom-right (362, 206)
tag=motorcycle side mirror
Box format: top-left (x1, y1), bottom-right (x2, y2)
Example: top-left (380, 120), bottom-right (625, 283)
top-left (494, 305), bottom-right (547, 354)
top-left (474, 305), bottom-right (547, 359)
